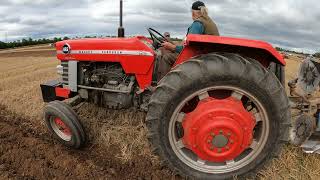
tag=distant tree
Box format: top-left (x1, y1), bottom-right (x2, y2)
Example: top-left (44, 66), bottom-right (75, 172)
top-left (275, 47), bottom-right (284, 51)
top-left (37, 38), bottom-right (44, 44)
top-left (0, 41), bottom-right (7, 49)
top-left (53, 37), bottom-right (62, 42)
top-left (314, 52), bottom-right (320, 58)
top-left (28, 38), bottom-right (34, 45)
top-left (41, 38), bottom-right (47, 43)
top-left (21, 38), bottom-right (28, 46)
top-left (63, 36), bottom-right (70, 40)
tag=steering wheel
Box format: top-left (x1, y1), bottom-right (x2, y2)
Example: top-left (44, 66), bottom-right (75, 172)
top-left (147, 28), bottom-right (168, 49)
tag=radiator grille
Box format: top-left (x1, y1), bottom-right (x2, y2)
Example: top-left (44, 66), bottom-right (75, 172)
top-left (61, 61), bottom-right (69, 84)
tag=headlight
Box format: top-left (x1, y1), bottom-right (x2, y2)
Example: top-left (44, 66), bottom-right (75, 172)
top-left (56, 65), bottom-right (63, 75)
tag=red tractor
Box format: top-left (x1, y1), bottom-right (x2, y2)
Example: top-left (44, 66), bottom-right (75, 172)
top-left (40, 30), bottom-right (290, 179)
top-left (40, 4), bottom-right (290, 179)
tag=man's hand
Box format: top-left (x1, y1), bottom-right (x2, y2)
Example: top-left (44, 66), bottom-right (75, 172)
top-left (161, 42), bottom-right (176, 52)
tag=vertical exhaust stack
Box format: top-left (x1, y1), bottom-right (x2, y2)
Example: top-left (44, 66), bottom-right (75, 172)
top-left (118, 0), bottom-right (125, 37)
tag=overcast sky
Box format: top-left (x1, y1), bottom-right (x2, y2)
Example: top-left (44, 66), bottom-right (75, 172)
top-left (0, 0), bottom-right (319, 53)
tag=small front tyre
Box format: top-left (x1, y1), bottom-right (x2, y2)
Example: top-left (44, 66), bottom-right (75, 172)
top-left (44, 101), bottom-right (86, 149)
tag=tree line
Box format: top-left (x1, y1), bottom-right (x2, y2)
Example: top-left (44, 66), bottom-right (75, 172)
top-left (276, 47), bottom-right (319, 57)
top-left (0, 37), bottom-right (71, 49)
top-left (0, 35), bottom-right (132, 49)
top-left (0, 35), bottom-right (118, 49)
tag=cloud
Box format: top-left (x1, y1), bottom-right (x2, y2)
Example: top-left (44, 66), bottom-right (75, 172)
top-left (0, 0), bottom-right (319, 53)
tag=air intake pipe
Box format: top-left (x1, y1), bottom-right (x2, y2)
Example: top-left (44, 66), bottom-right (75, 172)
top-left (118, 0), bottom-right (125, 37)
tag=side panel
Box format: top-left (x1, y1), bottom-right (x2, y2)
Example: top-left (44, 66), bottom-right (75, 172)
top-left (68, 61), bottom-right (78, 92)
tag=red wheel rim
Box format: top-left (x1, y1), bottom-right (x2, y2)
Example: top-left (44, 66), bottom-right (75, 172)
top-left (50, 117), bottom-right (72, 141)
top-left (182, 97), bottom-right (255, 162)
top-left (168, 86), bottom-right (269, 174)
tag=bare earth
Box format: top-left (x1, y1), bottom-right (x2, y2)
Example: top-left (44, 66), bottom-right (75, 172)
top-left (0, 47), bottom-right (319, 180)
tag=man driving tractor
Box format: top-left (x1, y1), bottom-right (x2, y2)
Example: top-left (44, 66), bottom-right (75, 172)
top-left (158, 1), bottom-right (220, 79)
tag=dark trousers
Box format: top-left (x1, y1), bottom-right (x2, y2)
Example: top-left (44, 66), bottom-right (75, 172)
top-left (157, 48), bottom-right (178, 80)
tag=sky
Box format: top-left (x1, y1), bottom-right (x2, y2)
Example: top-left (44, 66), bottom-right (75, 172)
top-left (0, 0), bottom-right (319, 53)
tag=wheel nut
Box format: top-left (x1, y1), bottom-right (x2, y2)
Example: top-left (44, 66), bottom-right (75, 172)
top-left (227, 133), bottom-right (231, 137)
top-left (210, 132), bottom-right (215, 136)
top-left (226, 146), bottom-right (230, 150)
top-left (230, 140), bottom-right (234, 144)
top-left (210, 146), bottom-right (214, 150)
top-left (219, 130), bottom-right (223, 134)
top-left (218, 148), bottom-right (222, 153)
top-left (207, 139), bottom-right (211, 144)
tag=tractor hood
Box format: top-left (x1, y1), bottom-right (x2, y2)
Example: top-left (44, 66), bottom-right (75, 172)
top-left (55, 36), bottom-right (156, 86)
top-left (55, 36), bottom-right (155, 61)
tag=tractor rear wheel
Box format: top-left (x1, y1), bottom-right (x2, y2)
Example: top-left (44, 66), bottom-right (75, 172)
top-left (269, 62), bottom-right (285, 86)
top-left (44, 101), bottom-right (86, 149)
top-left (146, 53), bottom-right (290, 179)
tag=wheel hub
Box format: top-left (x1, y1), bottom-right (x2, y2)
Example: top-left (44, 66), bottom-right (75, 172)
top-left (182, 97), bottom-right (256, 162)
top-left (54, 118), bottom-right (71, 136)
top-left (212, 134), bottom-right (229, 148)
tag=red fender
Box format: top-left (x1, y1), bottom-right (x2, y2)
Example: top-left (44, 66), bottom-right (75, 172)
top-left (174, 34), bottom-right (285, 68)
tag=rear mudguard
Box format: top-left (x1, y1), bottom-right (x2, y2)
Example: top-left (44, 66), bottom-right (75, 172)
top-left (174, 34), bottom-right (285, 68)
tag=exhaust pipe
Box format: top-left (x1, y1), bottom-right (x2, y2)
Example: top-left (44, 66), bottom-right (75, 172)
top-left (118, 0), bottom-right (125, 37)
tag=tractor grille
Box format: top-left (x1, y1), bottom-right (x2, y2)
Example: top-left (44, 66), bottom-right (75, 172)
top-left (61, 61), bottom-right (69, 84)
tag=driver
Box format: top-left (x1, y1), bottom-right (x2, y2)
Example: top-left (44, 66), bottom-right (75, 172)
top-left (157, 1), bottom-right (220, 80)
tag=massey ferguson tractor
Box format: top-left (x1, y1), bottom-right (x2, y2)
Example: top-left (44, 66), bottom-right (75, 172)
top-left (40, 1), bottom-right (291, 179)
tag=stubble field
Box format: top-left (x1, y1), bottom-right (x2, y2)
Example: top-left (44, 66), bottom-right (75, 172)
top-left (0, 46), bottom-right (320, 180)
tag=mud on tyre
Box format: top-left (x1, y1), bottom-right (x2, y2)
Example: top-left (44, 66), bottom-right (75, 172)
top-left (146, 53), bottom-right (290, 179)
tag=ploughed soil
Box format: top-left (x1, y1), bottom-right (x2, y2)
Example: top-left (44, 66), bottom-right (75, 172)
top-left (0, 105), bottom-right (175, 180)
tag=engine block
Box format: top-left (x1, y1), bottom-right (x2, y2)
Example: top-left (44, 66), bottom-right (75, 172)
top-left (78, 62), bottom-right (135, 109)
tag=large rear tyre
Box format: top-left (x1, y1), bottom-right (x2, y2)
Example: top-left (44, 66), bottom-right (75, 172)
top-left (269, 62), bottom-right (285, 87)
top-left (44, 101), bottom-right (86, 149)
top-left (146, 53), bottom-right (290, 179)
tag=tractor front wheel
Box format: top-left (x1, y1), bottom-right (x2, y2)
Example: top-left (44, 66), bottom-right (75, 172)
top-left (146, 53), bottom-right (290, 179)
top-left (44, 101), bottom-right (86, 149)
